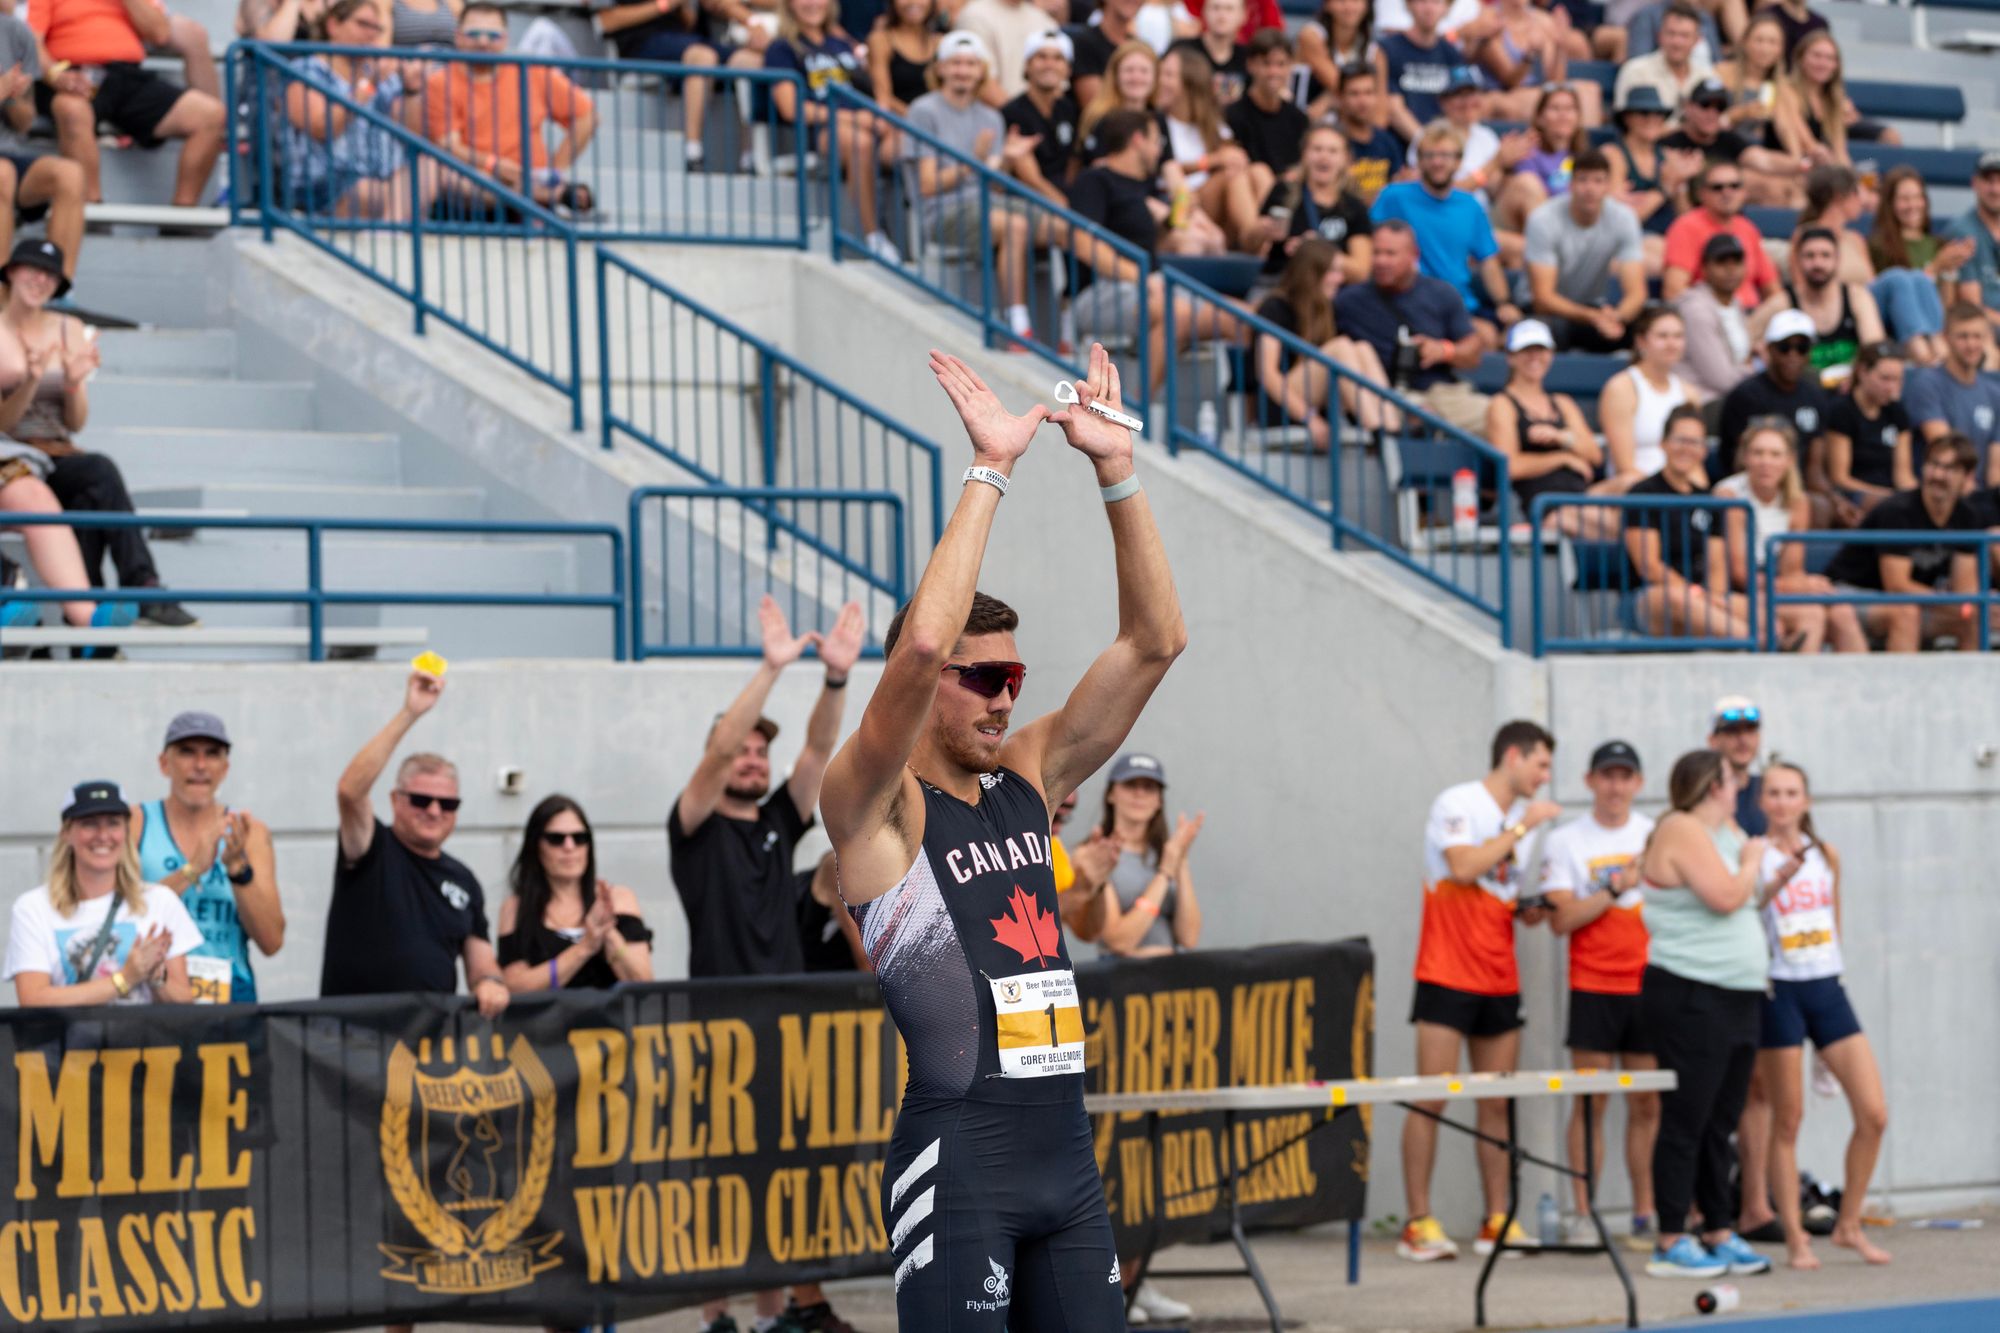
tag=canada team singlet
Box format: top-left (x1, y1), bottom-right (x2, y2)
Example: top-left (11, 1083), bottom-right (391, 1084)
top-left (852, 766), bottom-right (1127, 1331)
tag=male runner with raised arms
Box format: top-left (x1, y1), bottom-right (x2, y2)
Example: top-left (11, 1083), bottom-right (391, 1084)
top-left (821, 344), bottom-right (1185, 1331)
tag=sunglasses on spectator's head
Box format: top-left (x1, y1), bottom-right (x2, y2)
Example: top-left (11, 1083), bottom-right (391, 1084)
top-left (461, 26), bottom-right (507, 40)
top-left (398, 791), bottom-right (463, 812)
top-left (1715, 706), bottom-right (1761, 728)
top-left (1772, 338), bottom-right (1812, 355)
top-left (541, 830), bottom-right (591, 847)
top-left (944, 661), bottom-right (1027, 700)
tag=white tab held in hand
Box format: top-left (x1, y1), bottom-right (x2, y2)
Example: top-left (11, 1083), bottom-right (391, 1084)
top-left (1054, 380), bottom-right (1144, 434)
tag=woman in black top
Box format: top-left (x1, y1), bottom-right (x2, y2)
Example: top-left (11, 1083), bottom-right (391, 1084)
top-left (1823, 340), bottom-right (1915, 513)
top-left (498, 795), bottom-right (654, 990)
top-left (1607, 86), bottom-right (1675, 251)
top-left (1251, 238), bottom-right (1396, 447)
top-left (1625, 403), bottom-right (1753, 642)
top-left (1257, 122), bottom-right (1372, 282)
top-left (869, 0), bottom-right (942, 116)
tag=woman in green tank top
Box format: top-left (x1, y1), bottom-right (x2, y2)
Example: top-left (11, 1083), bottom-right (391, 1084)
top-left (1636, 750), bottom-right (1784, 1281)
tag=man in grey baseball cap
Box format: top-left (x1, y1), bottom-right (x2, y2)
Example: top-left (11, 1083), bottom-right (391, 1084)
top-left (132, 708), bottom-right (284, 1003)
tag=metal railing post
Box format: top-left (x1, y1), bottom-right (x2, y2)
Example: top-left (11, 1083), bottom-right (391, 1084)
top-left (1161, 275), bottom-right (1177, 454)
top-left (408, 152), bottom-right (426, 335)
top-left (978, 175), bottom-right (996, 348)
top-left (826, 91), bottom-right (844, 257)
top-left (793, 73), bottom-right (810, 243)
top-left (307, 525), bottom-right (326, 661)
top-left (565, 231), bottom-right (583, 431)
top-left (254, 54), bottom-right (275, 242)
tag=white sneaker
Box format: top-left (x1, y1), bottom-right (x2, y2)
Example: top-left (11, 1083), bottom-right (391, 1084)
top-left (1566, 1215), bottom-right (1602, 1246)
top-left (1125, 1294), bottom-right (1152, 1324)
top-left (864, 230), bottom-right (901, 264)
top-left (1134, 1280), bottom-right (1192, 1320)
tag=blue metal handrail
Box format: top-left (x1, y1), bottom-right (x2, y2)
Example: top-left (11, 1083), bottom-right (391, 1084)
top-left (596, 248), bottom-right (945, 571)
top-left (232, 42), bottom-right (814, 245)
top-left (231, 42), bottom-right (586, 428)
top-left (1531, 494), bottom-right (1758, 656)
top-left (1162, 267), bottom-right (1513, 639)
top-left (1763, 530), bottom-right (1997, 652)
top-left (628, 486), bottom-right (906, 658)
top-left (0, 513), bottom-right (626, 659)
top-left (820, 84), bottom-right (1152, 397)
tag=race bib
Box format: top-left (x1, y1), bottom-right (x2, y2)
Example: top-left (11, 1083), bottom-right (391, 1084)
top-left (989, 969), bottom-right (1085, 1079)
top-left (187, 954), bottom-right (232, 1005)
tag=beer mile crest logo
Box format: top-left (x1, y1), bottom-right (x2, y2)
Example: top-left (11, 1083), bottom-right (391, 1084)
top-left (378, 1034), bottom-right (563, 1294)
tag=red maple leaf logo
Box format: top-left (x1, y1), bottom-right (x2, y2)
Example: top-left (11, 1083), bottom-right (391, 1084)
top-left (990, 885), bottom-right (1061, 966)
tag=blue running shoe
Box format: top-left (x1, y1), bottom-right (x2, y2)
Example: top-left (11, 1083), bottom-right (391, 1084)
top-left (1, 600), bottom-right (38, 628)
top-left (91, 600), bottom-right (137, 627)
top-left (1706, 1230), bottom-right (1773, 1275)
top-left (1646, 1235), bottom-right (1728, 1279)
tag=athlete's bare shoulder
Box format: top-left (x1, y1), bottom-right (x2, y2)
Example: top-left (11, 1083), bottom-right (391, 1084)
top-left (834, 768), bottom-right (927, 907)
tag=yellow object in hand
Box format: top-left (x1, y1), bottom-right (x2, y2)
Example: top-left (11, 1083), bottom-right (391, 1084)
top-left (411, 651), bottom-right (449, 676)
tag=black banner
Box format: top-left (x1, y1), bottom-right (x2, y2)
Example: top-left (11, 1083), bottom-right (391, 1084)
top-left (0, 939), bottom-right (1370, 1330)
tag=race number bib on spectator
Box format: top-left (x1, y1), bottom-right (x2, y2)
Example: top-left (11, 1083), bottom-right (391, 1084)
top-left (989, 969), bottom-right (1085, 1078)
top-left (187, 955), bottom-right (231, 1004)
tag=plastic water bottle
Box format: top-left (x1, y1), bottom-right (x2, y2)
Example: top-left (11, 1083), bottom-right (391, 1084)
top-left (1195, 400), bottom-right (1218, 447)
top-left (1451, 468), bottom-right (1478, 542)
top-left (1695, 1284), bottom-right (1740, 1314)
top-left (1536, 1193), bottom-right (1560, 1247)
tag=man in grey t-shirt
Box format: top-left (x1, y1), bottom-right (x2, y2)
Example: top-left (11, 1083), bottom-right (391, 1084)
top-left (902, 30), bottom-right (1046, 340)
top-left (1524, 149), bottom-right (1647, 353)
top-left (0, 10), bottom-right (84, 281)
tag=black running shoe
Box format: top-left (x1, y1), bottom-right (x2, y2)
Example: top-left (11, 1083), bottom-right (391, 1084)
top-left (139, 600), bottom-right (200, 628)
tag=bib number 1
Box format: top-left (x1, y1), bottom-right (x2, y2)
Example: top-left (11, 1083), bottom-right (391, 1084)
top-left (988, 969), bottom-right (1085, 1078)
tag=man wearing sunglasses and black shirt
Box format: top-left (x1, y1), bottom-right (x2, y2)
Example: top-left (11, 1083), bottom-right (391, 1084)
top-left (821, 344), bottom-right (1185, 1330)
top-left (1718, 310), bottom-right (1836, 521)
top-left (321, 668), bottom-right (509, 1017)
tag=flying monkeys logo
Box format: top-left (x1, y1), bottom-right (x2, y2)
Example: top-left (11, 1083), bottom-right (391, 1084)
top-left (967, 1257), bottom-right (1013, 1311)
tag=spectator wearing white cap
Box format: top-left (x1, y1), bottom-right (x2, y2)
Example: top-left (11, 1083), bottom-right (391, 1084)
top-left (1524, 147), bottom-right (1647, 353)
top-left (1092, 752), bottom-right (1203, 958)
top-left (132, 711), bottom-right (284, 1004)
top-left (953, 0), bottom-right (1059, 105)
top-left (1486, 318), bottom-right (1604, 524)
top-left (1717, 308), bottom-right (1835, 520)
top-left (1002, 27), bottom-right (1080, 204)
top-left (904, 31), bottom-right (1046, 342)
top-left (6, 781), bottom-right (200, 1006)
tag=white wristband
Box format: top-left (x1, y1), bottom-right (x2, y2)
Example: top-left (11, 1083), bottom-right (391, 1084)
top-left (963, 465), bottom-right (1009, 496)
top-left (1099, 474), bottom-right (1141, 503)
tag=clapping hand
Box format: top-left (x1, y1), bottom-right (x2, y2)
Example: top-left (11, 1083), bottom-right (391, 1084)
top-left (1159, 812), bottom-right (1205, 878)
top-left (123, 924), bottom-right (172, 986)
top-left (1049, 342), bottom-right (1134, 465)
top-left (584, 887), bottom-right (618, 952)
top-left (759, 593), bottom-right (823, 669)
top-left (930, 349), bottom-right (1050, 468)
top-left (817, 600), bottom-right (865, 677)
top-left (220, 810), bottom-right (252, 880)
top-left (1070, 827), bottom-right (1120, 891)
top-left (1001, 126), bottom-right (1041, 166)
top-left (61, 335), bottom-right (99, 388)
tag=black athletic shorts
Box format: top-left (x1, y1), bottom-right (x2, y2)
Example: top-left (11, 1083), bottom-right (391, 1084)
top-left (36, 64), bottom-right (189, 147)
top-left (1409, 981), bottom-right (1523, 1037)
top-left (0, 151), bottom-right (51, 221)
top-left (1566, 989), bottom-right (1651, 1055)
top-left (886, 1095), bottom-right (1126, 1330)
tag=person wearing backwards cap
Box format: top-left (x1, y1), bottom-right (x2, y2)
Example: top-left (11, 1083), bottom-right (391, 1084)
top-left (671, 594), bottom-right (865, 1333)
top-left (1002, 28), bottom-right (1080, 204)
top-left (1091, 751), bottom-right (1204, 958)
top-left (1673, 230), bottom-right (1763, 397)
top-left (953, 0), bottom-right (1058, 105)
top-left (904, 30), bottom-right (1046, 343)
top-left (6, 780), bottom-right (200, 1006)
top-left (1540, 741), bottom-right (1661, 1246)
top-left (132, 711), bottom-right (284, 1004)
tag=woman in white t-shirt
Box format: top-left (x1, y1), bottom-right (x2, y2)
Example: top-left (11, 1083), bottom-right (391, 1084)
top-left (1747, 762), bottom-right (1890, 1270)
top-left (1714, 420), bottom-right (1867, 654)
top-left (4, 781), bottom-right (200, 1006)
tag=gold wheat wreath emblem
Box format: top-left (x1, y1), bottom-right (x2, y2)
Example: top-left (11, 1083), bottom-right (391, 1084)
top-left (379, 1035), bottom-right (564, 1294)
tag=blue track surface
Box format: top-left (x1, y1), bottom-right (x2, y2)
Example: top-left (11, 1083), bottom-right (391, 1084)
top-left (1586, 1295), bottom-right (2000, 1330)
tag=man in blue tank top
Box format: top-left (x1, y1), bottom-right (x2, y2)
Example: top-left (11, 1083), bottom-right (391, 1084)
top-left (821, 343), bottom-right (1187, 1330)
top-left (131, 711), bottom-right (284, 1003)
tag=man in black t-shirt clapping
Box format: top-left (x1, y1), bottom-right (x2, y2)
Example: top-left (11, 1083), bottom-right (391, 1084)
top-left (323, 669), bottom-right (509, 1017)
top-left (671, 594), bottom-right (866, 1332)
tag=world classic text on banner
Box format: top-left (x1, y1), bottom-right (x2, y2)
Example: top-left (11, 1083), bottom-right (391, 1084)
top-left (0, 939), bottom-right (1370, 1330)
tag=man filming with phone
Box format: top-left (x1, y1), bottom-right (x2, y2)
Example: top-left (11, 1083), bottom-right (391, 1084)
top-left (1335, 218), bottom-right (1490, 437)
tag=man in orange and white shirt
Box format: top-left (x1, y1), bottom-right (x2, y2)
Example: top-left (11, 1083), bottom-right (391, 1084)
top-left (424, 4), bottom-right (599, 212)
top-left (29, 0), bottom-right (226, 206)
top-left (1400, 720), bottom-right (1561, 1263)
top-left (1542, 739), bottom-right (1660, 1247)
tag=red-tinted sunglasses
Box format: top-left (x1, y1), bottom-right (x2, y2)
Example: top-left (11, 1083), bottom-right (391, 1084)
top-left (944, 660), bottom-right (1026, 700)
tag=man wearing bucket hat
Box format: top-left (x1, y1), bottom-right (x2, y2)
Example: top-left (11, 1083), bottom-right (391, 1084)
top-left (905, 30), bottom-right (1045, 342)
